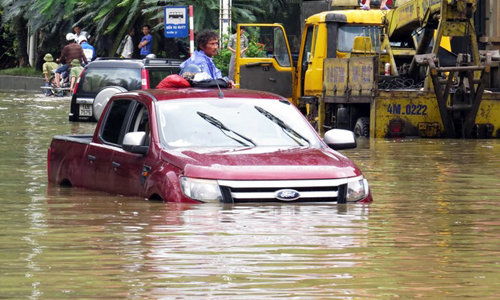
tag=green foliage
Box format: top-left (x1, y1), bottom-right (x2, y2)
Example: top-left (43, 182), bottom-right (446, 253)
top-left (213, 48), bottom-right (232, 77)
top-left (213, 33), bottom-right (266, 77)
top-left (213, 32), bottom-right (230, 76)
top-left (0, 0), bottom-right (296, 67)
top-left (0, 67), bottom-right (43, 77)
top-left (245, 40), bottom-right (266, 57)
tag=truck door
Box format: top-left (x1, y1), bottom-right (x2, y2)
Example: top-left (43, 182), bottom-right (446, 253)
top-left (89, 98), bottom-right (135, 194)
top-left (235, 24), bottom-right (294, 99)
top-left (299, 24), bottom-right (320, 100)
top-left (109, 101), bottom-right (151, 196)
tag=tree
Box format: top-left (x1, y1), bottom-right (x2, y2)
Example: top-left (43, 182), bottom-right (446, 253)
top-left (1, 0), bottom-right (81, 68)
top-left (1, 0), bottom-right (300, 68)
top-left (1, 0), bottom-right (33, 67)
top-left (31, 0), bottom-right (146, 57)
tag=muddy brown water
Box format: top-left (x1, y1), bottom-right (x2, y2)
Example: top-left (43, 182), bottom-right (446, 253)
top-left (1, 91), bottom-right (499, 299)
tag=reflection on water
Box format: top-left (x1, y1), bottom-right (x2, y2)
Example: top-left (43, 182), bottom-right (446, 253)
top-left (1, 91), bottom-right (500, 299)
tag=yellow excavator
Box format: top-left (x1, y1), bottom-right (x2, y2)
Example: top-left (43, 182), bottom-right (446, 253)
top-left (235, 0), bottom-right (500, 138)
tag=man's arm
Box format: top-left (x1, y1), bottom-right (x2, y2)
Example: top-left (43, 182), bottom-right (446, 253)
top-left (227, 36), bottom-right (236, 53)
top-left (59, 46), bottom-right (67, 64)
top-left (70, 77), bottom-right (76, 92)
top-left (43, 64), bottom-right (49, 82)
top-left (138, 35), bottom-right (152, 49)
top-left (242, 36), bottom-right (249, 54)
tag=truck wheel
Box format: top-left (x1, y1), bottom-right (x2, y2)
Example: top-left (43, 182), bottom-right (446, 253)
top-left (354, 117), bottom-right (369, 138)
top-left (93, 86), bottom-right (127, 121)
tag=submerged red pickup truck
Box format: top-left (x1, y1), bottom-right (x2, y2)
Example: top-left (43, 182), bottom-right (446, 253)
top-left (47, 88), bottom-right (373, 204)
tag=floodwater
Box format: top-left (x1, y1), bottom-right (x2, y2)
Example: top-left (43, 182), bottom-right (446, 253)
top-left (1, 91), bottom-right (500, 299)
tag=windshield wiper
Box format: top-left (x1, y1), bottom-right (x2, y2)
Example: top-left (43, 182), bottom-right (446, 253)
top-left (197, 111), bottom-right (256, 147)
top-left (254, 105), bottom-right (310, 146)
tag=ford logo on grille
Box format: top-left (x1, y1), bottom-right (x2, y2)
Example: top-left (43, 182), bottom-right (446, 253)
top-left (275, 189), bottom-right (300, 201)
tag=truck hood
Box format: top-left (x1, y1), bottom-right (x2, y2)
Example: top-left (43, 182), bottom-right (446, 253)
top-left (161, 147), bottom-right (360, 180)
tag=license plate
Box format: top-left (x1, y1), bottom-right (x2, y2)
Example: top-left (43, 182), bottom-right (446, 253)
top-left (79, 104), bottom-right (93, 117)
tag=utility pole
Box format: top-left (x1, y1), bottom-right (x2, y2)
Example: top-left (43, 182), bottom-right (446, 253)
top-left (219, 0), bottom-right (232, 43)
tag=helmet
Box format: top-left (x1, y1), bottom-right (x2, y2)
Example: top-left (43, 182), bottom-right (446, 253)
top-left (179, 64), bottom-right (202, 75)
top-left (77, 36), bottom-right (87, 43)
top-left (179, 64), bottom-right (212, 83)
top-left (66, 33), bottom-right (75, 41)
top-left (145, 53), bottom-right (156, 59)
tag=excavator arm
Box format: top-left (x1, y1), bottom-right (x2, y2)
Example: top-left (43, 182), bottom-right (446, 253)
top-left (384, 0), bottom-right (491, 138)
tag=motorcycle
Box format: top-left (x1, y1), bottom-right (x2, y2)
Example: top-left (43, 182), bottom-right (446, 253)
top-left (43, 69), bottom-right (70, 97)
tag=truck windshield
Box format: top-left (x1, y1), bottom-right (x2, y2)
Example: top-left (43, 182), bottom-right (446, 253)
top-left (337, 25), bottom-right (381, 53)
top-left (80, 67), bottom-right (141, 92)
top-left (156, 99), bottom-right (320, 149)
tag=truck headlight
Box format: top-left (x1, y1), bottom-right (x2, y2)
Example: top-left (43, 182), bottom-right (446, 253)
top-left (180, 177), bottom-right (222, 203)
top-left (346, 176), bottom-right (369, 202)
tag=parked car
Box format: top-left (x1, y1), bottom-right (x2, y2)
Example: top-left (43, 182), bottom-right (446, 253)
top-left (49, 88), bottom-right (372, 204)
top-left (69, 57), bottom-right (181, 122)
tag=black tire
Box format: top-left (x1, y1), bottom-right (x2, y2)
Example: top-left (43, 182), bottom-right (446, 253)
top-left (354, 117), bottom-right (370, 138)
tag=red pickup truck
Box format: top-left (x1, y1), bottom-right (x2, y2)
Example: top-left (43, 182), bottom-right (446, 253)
top-left (47, 88), bottom-right (372, 204)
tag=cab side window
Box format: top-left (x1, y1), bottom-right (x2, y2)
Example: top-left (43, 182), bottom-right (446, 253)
top-left (302, 26), bottom-right (314, 64)
top-left (127, 103), bottom-right (150, 146)
top-left (274, 27), bottom-right (291, 67)
top-left (300, 26), bottom-right (315, 93)
top-left (101, 100), bottom-right (132, 145)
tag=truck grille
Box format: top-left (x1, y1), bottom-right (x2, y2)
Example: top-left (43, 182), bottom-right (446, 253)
top-left (218, 179), bottom-right (348, 203)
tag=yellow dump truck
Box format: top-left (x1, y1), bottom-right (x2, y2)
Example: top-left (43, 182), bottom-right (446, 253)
top-left (235, 0), bottom-right (500, 138)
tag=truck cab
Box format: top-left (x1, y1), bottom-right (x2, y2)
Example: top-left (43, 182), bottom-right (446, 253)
top-left (236, 11), bottom-right (385, 136)
top-left (236, 0), bottom-right (500, 139)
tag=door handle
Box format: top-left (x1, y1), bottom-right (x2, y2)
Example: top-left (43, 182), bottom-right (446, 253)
top-left (87, 155), bottom-right (96, 161)
top-left (111, 162), bottom-right (121, 168)
top-left (269, 78), bottom-right (276, 82)
top-left (245, 62), bottom-right (271, 67)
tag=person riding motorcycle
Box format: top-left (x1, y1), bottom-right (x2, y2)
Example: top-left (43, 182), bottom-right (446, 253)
top-left (55, 33), bottom-right (88, 88)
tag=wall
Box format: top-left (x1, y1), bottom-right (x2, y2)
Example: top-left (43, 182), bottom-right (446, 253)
top-left (0, 75), bottom-right (44, 91)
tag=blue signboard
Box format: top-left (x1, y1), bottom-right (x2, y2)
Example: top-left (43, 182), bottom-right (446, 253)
top-left (164, 6), bottom-right (188, 38)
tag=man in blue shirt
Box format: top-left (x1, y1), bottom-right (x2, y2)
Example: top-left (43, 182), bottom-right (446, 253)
top-left (180, 30), bottom-right (232, 86)
top-left (78, 36), bottom-right (95, 62)
top-left (138, 25), bottom-right (153, 58)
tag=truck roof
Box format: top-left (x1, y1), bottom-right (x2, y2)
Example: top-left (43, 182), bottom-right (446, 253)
top-left (86, 58), bottom-right (182, 69)
top-left (307, 9), bottom-right (385, 25)
top-left (139, 88), bottom-right (287, 102)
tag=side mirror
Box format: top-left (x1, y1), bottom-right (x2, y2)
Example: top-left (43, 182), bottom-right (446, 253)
top-left (122, 132), bottom-right (148, 155)
top-left (323, 129), bottom-right (357, 150)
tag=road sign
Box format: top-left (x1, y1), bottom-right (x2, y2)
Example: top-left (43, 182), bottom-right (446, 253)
top-left (164, 6), bottom-right (188, 38)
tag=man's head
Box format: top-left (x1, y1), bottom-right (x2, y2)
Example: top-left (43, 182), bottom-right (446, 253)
top-left (73, 26), bottom-right (81, 35)
top-left (71, 59), bottom-right (81, 67)
top-left (239, 27), bottom-right (245, 35)
top-left (196, 30), bottom-right (218, 57)
top-left (66, 33), bottom-right (75, 43)
top-left (142, 25), bottom-right (151, 36)
top-left (129, 28), bottom-right (135, 36)
top-left (44, 53), bottom-right (54, 62)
